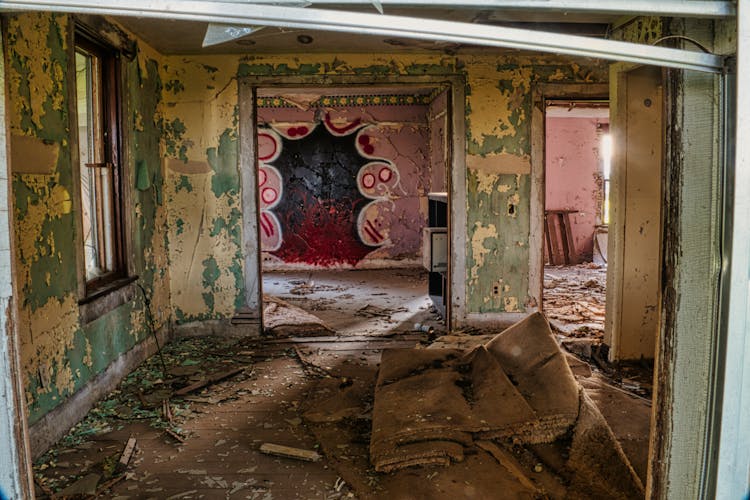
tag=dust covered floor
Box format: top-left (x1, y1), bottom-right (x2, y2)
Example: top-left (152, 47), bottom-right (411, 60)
top-left (33, 269), bottom-right (652, 499)
top-left (543, 263), bottom-right (606, 340)
top-left (543, 263), bottom-right (654, 401)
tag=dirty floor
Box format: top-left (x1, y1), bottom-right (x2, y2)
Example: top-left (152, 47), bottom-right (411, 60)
top-left (33, 269), bottom-right (652, 499)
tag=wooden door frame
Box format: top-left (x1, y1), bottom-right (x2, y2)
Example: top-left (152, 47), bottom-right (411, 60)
top-left (237, 74), bottom-right (467, 330)
top-left (530, 82), bottom-right (609, 313)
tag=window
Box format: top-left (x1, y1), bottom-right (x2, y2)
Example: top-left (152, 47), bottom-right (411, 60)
top-left (75, 36), bottom-right (126, 293)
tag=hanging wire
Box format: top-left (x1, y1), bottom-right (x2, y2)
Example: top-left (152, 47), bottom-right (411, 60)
top-left (136, 282), bottom-right (168, 375)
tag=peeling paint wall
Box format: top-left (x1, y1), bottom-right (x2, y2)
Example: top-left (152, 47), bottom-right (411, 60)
top-left (161, 58), bottom-right (243, 324)
top-left (162, 53), bottom-right (606, 320)
top-left (257, 102), bottom-right (431, 268)
top-left (463, 56), bottom-right (608, 313)
top-left (2, 13), bottom-right (170, 425)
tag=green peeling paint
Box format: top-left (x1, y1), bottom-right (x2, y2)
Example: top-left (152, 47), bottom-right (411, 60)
top-left (7, 13), bottom-right (170, 423)
top-left (466, 172), bottom-right (531, 313)
top-left (207, 129), bottom-right (239, 197)
top-left (175, 175), bottom-right (193, 193)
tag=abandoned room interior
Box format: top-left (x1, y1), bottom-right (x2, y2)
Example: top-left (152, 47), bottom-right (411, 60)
top-left (0, 1), bottom-right (749, 499)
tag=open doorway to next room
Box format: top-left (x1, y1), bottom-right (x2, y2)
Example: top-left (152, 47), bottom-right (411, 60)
top-left (256, 85), bottom-right (450, 339)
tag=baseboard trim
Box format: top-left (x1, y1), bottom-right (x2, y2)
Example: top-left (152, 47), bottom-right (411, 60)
top-left (28, 325), bottom-right (175, 458)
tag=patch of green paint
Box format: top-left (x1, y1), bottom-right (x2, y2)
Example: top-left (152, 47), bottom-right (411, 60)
top-left (202, 292), bottom-right (215, 313)
top-left (466, 171), bottom-right (530, 313)
top-left (207, 129), bottom-right (239, 197)
top-left (353, 64), bottom-right (392, 76)
top-left (229, 260), bottom-right (245, 311)
top-left (164, 79), bottom-right (185, 95)
top-left (175, 175), bottom-right (193, 193)
top-left (201, 64), bottom-right (219, 73)
top-left (160, 117), bottom-right (189, 161)
top-left (175, 218), bottom-right (185, 235)
top-left (404, 63), bottom-right (450, 75)
top-left (209, 208), bottom-right (242, 239)
top-left (24, 214), bottom-right (78, 309)
top-left (202, 255), bottom-right (221, 288)
top-left (201, 256), bottom-right (222, 314)
top-left (237, 62), bottom-right (321, 77)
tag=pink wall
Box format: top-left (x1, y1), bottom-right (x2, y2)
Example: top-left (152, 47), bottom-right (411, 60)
top-left (428, 89), bottom-right (448, 193)
top-left (545, 116), bottom-right (608, 261)
top-left (257, 102), bottom-right (433, 269)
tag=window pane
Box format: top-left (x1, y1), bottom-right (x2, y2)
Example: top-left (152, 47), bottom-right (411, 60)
top-left (76, 49), bottom-right (113, 281)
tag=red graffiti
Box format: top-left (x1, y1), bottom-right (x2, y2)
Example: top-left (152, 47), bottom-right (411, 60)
top-left (257, 132), bottom-right (277, 161)
top-left (362, 173), bottom-right (376, 189)
top-left (260, 212), bottom-right (275, 237)
top-left (364, 219), bottom-right (384, 243)
top-left (379, 167), bottom-right (392, 182)
top-left (272, 191), bottom-right (371, 266)
top-left (261, 187), bottom-right (278, 204)
top-left (325, 113), bottom-right (362, 134)
top-left (287, 126), bottom-right (310, 137)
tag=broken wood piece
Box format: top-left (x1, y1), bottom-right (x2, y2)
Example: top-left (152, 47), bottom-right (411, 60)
top-left (117, 436), bottom-right (137, 472)
top-left (57, 473), bottom-right (101, 497)
top-left (163, 399), bottom-right (174, 423)
top-left (94, 473), bottom-right (126, 496)
top-left (260, 443), bottom-right (321, 462)
top-left (33, 476), bottom-right (55, 498)
top-left (476, 441), bottom-right (540, 494)
top-left (174, 366), bottom-right (245, 396)
top-left (165, 428), bottom-right (186, 443)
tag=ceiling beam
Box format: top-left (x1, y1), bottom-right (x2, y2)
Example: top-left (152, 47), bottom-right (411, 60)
top-left (0, 0), bottom-right (726, 73)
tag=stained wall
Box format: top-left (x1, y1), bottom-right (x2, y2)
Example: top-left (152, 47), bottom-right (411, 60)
top-left (160, 53), bottom-right (608, 321)
top-left (2, 13), bottom-right (170, 425)
top-left (545, 115), bottom-right (608, 261)
top-left (257, 100), bottom-right (431, 269)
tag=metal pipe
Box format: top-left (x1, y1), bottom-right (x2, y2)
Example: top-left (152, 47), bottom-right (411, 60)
top-left (0, 0), bottom-right (725, 72)
top-left (219, 0), bottom-right (737, 18)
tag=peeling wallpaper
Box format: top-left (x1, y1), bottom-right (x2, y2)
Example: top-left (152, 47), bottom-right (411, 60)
top-left (3, 13), bottom-right (170, 424)
top-left (161, 52), bottom-right (607, 319)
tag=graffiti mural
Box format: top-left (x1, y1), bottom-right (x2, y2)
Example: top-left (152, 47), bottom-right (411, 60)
top-left (257, 114), bottom-right (400, 266)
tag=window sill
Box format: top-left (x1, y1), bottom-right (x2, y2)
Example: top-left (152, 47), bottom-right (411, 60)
top-left (79, 276), bottom-right (138, 325)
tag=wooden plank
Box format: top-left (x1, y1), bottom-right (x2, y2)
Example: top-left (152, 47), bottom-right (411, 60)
top-left (174, 367), bottom-right (245, 396)
top-left (260, 443), bottom-right (321, 462)
top-left (117, 436), bottom-right (137, 470)
top-left (561, 212), bottom-right (578, 264)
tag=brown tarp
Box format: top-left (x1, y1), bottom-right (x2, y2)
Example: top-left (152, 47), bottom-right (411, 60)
top-left (370, 312), bottom-right (643, 498)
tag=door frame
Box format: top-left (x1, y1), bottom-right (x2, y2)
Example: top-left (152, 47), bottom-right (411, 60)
top-left (237, 74), bottom-right (467, 330)
top-left (530, 82), bottom-right (609, 311)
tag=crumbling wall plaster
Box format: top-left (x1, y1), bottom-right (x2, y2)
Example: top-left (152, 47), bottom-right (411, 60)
top-left (3, 13), bottom-right (170, 425)
top-left (160, 52), bottom-right (606, 321)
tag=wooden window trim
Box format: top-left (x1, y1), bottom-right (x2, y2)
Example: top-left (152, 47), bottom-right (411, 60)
top-left (75, 33), bottom-right (129, 297)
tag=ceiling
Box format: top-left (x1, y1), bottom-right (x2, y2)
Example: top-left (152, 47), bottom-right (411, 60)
top-left (113, 7), bottom-right (619, 55)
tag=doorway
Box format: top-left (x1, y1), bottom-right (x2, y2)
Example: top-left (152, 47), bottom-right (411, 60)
top-left (542, 99), bottom-right (610, 342)
top-left (242, 83), bottom-right (454, 338)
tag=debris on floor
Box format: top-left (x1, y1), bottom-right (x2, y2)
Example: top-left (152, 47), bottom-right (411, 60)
top-left (263, 294), bottom-right (335, 336)
top-left (368, 312), bottom-right (643, 498)
top-left (543, 263), bottom-right (606, 339)
top-left (33, 270), bottom-right (651, 499)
